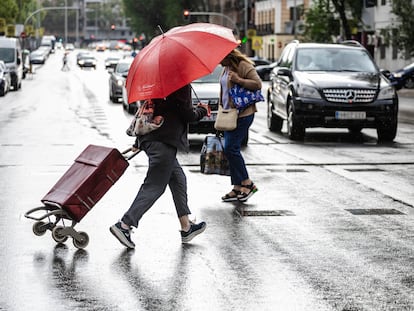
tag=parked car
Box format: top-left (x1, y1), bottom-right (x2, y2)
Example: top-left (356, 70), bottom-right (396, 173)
top-left (29, 49), bottom-right (47, 64)
top-left (267, 40), bottom-right (398, 142)
top-left (109, 57), bottom-right (133, 103)
top-left (77, 54), bottom-right (97, 69)
top-left (387, 62), bottom-right (414, 90)
top-left (0, 60), bottom-right (11, 96)
top-left (0, 36), bottom-right (23, 91)
top-left (256, 61), bottom-right (277, 81)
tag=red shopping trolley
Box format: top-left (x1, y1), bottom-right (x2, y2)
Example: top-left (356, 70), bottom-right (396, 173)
top-left (24, 144), bottom-right (139, 249)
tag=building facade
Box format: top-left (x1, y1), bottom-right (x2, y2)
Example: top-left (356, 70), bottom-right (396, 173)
top-left (252, 0), bottom-right (412, 70)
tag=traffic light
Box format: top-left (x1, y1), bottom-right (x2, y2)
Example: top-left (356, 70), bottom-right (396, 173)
top-left (183, 10), bottom-right (190, 21)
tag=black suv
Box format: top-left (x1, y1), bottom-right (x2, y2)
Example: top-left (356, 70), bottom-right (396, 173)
top-left (267, 40), bottom-right (398, 142)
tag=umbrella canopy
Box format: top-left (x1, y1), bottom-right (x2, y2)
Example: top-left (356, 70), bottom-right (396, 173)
top-left (126, 23), bottom-right (238, 103)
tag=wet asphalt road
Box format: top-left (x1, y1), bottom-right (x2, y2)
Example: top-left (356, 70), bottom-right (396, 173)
top-left (0, 50), bottom-right (414, 311)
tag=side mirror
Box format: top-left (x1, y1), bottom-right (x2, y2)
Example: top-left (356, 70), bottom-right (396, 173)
top-left (277, 68), bottom-right (292, 78)
top-left (17, 58), bottom-right (21, 65)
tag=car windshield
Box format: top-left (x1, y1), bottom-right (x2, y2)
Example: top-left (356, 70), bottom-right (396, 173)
top-left (193, 65), bottom-right (223, 83)
top-left (116, 62), bottom-right (131, 74)
top-left (296, 48), bottom-right (377, 73)
top-left (0, 48), bottom-right (15, 63)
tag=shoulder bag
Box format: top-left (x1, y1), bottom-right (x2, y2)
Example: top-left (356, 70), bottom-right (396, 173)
top-left (229, 84), bottom-right (264, 111)
top-left (126, 100), bottom-right (164, 136)
top-left (214, 105), bottom-right (238, 131)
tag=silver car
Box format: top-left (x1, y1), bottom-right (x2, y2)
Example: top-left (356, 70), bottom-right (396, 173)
top-left (0, 60), bottom-right (11, 96)
top-left (190, 65), bottom-right (222, 134)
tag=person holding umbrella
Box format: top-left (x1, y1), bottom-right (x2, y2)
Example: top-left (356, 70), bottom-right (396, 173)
top-left (110, 85), bottom-right (209, 249)
top-left (219, 49), bottom-right (262, 202)
top-left (109, 23), bottom-right (239, 249)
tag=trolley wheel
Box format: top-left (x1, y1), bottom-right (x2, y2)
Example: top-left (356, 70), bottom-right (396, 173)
top-left (52, 226), bottom-right (69, 243)
top-left (73, 231), bottom-right (89, 249)
top-left (33, 221), bottom-right (48, 236)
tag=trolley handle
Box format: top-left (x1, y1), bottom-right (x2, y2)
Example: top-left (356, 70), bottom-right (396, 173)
top-left (122, 147), bottom-right (141, 160)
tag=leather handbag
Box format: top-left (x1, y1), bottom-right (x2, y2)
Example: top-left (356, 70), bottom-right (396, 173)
top-left (200, 134), bottom-right (230, 176)
top-left (214, 105), bottom-right (238, 131)
top-left (229, 84), bottom-right (264, 110)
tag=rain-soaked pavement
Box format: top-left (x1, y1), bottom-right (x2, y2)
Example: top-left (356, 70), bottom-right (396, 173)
top-left (0, 50), bottom-right (414, 311)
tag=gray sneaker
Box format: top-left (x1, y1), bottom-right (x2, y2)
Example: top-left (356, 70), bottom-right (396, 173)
top-left (180, 221), bottom-right (207, 243)
top-left (110, 222), bottom-right (135, 249)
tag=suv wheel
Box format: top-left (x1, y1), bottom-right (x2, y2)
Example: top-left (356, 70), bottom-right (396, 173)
top-left (267, 101), bottom-right (283, 132)
top-left (377, 117), bottom-right (397, 142)
top-left (287, 100), bottom-right (305, 140)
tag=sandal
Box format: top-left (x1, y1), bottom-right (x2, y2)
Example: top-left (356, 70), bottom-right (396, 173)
top-left (222, 189), bottom-right (241, 202)
top-left (237, 183), bottom-right (258, 202)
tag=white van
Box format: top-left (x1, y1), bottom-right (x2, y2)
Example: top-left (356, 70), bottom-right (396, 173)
top-left (0, 36), bottom-right (23, 90)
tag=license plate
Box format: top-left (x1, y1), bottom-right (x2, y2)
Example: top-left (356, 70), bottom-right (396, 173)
top-left (335, 111), bottom-right (366, 120)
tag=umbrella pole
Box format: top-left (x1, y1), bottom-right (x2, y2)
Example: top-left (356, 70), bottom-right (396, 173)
top-left (157, 25), bottom-right (165, 35)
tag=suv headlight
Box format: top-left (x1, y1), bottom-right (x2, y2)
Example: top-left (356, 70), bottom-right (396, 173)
top-left (377, 85), bottom-right (395, 100)
top-left (297, 84), bottom-right (321, 99)
top-left (117, 79), bottom-right (124, 86)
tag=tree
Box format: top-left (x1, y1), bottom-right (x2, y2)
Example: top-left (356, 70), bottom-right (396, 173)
top-left (330, 0), bottom-right (362, 40)
top-left (389, 0), bottom-right (414, 58)
top-left (122, 0), bottom-right (206, 42)
top-left (0, 0), bottom-right (19, 23)
top-left (304, 0), bottom-right (339, 43)
top-left (16, 0), bottom-right (38, 24)
top-left (304, 0), bottom-right (362, 42)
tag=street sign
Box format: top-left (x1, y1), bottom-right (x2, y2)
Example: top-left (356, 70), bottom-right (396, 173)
top-left (247, 29), bottom-right (257, 39)
top-left (6, 25), bottom-right (15, 37)
top-left (251, 36), bottom-right (263, 51)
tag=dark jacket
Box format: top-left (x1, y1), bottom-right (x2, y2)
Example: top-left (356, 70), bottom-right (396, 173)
top-left (136, 85), bottom-right (207, 152)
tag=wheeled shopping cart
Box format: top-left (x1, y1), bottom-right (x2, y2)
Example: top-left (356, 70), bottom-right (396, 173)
top-left (24, 144), bottom-right (138, 249)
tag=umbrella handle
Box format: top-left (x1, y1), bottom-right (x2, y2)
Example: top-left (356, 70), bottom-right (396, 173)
top-left (191, 85), bottom-right (211, 117)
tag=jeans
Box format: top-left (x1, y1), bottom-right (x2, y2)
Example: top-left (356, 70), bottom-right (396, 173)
top-left (122, 141), bottom-right (191, 228)
top-left (223, 114), bottom-right (254, 186)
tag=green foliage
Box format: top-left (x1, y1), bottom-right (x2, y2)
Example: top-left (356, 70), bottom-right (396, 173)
top-left (122, 0), bottom-right (205, 41)
top-left (0, 0), bottom-right (19, 23)
top-left (304, 0), bottom-right (362, 42)
top-left (304, 0), bottom-right (337, 43)
top-left (16, 0), bottom-right (37, 24)
top-left (390, 0), bottom-right (414, 57)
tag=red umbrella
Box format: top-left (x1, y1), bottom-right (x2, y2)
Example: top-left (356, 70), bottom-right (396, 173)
top-left (125, 23), bottom-right (238, 103)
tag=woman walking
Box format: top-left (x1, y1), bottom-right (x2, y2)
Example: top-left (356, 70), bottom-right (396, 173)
top-left (219, 49), bottom-right (262, 202)
top-left (110, 85), bottom-right (209, 249)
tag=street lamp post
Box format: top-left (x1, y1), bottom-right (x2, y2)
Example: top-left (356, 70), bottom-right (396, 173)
top-left (24, 6), bottom-right (80, 44)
